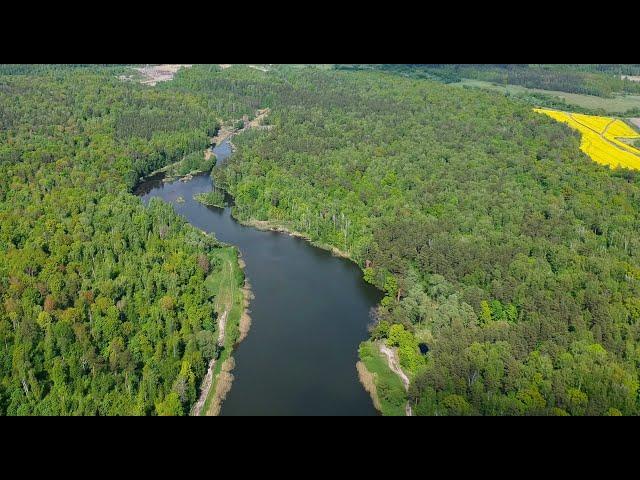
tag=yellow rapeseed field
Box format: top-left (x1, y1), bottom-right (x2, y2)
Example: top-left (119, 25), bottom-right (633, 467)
top-left (534, 108), bottom-right (640, 170)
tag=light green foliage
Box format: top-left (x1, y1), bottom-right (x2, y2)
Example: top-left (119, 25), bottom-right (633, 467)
top-left (194, 189), bottom-right (226, 208)
top-left (363, 267), bottom-right (375, 285)
top-left (380, 275), bottom-right (398, 307)
top-left (386, 324), bottom-right (424, 375)
top-left (480, 301), bottom-right (492, 324)
top-left (479, 299), bottom-right (518, 324)
top-left (155, 392), bottom-right (183, 416)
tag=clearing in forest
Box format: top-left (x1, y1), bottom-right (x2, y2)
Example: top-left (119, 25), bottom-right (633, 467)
top-left (119, 64), bottom-right (193, 86)
top-left (535, 108), bottom-right (640, 170)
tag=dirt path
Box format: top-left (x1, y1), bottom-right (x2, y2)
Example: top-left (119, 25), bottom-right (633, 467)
top-left (193, 256), bottom-right (239, 416)
top-left (247, 108), bottom-right (271, 129)
top-left (569, 113), bottom-right (640, 157)
top-left (191, 310), bottom-right (228, 416)
top-left (199, 108), bottom-right (272, 169)
top-left (602, 118), bottom-right (618, 136)
top-left (379, 344), bottom-right (413, 416)
top-left (208, 108), bottom-right (272, 154)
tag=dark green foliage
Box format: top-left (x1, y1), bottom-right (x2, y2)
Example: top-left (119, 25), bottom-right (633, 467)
top-left (334, 64), bottom-right (462, 83)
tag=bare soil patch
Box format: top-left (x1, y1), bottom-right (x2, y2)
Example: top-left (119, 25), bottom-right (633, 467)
top-left (122, 64), bottom-right (193, 86)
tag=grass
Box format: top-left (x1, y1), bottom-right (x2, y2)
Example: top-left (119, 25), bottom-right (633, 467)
top-left (358, 341), bottom-right (407, 416)
top-left (453, 78), bottom-right (640, 114)
top-left (535, 108), bottom-right (640, 170)
top-left (200, 246), bottom-right (245, 415)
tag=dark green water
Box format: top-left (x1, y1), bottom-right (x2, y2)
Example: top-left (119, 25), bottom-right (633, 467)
top-left (135, 140), bottom-right (380, 415)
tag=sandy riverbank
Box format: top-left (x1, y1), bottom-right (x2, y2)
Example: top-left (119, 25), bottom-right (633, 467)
top-left (356, 361), bottom-right (381, 412)
top-left (235, 218), bottom-right (351, 260)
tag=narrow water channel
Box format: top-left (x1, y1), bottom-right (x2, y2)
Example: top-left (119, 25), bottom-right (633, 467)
top-left (135, 140), bottom-right (381, 415)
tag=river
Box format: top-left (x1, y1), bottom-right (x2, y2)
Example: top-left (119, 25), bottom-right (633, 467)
top-left (135, 140), bottom-right (381, 415)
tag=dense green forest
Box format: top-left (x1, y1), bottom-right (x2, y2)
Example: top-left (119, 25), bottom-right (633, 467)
top-left (202, 66), bottom-right (640, 415)
top-left (3, 64), bottom-right (640, 415)
top-left (0, 65), bottom-right (263, 415)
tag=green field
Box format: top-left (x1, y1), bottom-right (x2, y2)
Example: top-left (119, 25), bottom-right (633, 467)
top-left (201, 246), bottom-right (245, 415)
top-left (452, 78), bottom-right (640, 114)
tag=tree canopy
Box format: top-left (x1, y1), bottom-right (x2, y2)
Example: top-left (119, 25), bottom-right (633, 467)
top-left (2, 64), bottom-right (640, 415)
top-left (0, 65), bottom-right (252, 415)
top-left (208, 66), bottom-right (640, 415)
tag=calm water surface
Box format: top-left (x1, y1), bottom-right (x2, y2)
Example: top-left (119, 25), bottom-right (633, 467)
top-left (136, 141), bottom-right (381, 415)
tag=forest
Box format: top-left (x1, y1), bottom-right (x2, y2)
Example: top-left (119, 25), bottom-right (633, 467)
top-left (204, 66), bottom-right (640, 415)
top-left (2, 64), bottom-right (640, 415)
top-left (0, 65), bottom-right (262, 414)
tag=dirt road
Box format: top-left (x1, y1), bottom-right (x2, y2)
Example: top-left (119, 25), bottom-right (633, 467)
top-left (570, 112), bottom-right (640, 158)
top-left (379, 344), bottom-right (413, 416)
top-left (191, 310), bottom-right (228, 416)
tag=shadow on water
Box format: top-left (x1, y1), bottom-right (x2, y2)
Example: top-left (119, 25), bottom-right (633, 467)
top-left (136, 140), bottom-right (381, 415)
